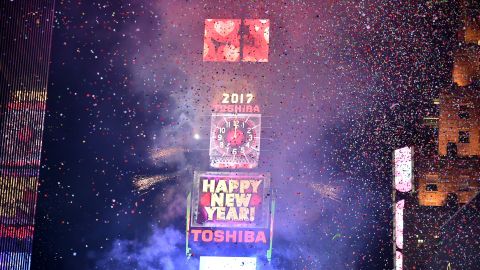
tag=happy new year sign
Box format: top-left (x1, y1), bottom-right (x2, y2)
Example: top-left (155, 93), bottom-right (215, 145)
top-left (191, 172), bottom-right (271, 229)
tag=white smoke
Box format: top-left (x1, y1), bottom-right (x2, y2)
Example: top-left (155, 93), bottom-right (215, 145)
top-left (96, 226), bottom-right (199, 270)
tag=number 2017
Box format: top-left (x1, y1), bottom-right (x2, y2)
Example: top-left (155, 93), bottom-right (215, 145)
top-left (221, 93), bottom-right (254, 104)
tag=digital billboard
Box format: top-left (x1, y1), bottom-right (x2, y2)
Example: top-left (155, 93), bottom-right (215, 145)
top-left (0, 107), bottom-right (44, 167)
top-left (394, 146), bottom-right (413, 192)
top-left (395, 251), bottom-right (403, 270)
top-left (394, 200), bottom-right (404, 250)
top-left (187, 172), bottom-right (274, 258)
top-left (203, 19), bottom-right (241, 62)
top-left (0, 252), bottom-right (31, 269)
top-left (0, 1), bottom-right (54, 269)
top-left (393, 147), bottom-right (411, 270)
top-left (191, 172), bottom-right (270, 229)
top-left (203, 19), bottom-right (270, 62)
top-left (0, 176), bottom-right (37, 225)
top-left (242, 19), bottom-right (269, 62)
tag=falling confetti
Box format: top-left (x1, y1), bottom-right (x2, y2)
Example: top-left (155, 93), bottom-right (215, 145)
top-left (10, 0), bottom-right (478, 269)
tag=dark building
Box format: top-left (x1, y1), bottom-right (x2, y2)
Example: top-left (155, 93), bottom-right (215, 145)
top-left (0, 2), bottom-right (55, 269)
top-left (394, 1), bottom-right (480, 269)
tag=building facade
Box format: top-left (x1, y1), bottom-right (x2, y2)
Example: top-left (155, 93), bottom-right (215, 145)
top-left (394, 1), bottom-right (480, 269)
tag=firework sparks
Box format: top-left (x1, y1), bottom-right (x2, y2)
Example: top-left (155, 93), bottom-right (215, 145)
top-left (310, 183), bottom-right (342, 202)
top-left (133, 174), bottom-right (175, 193)
top-left (150, 147), bottom-right (187, 161)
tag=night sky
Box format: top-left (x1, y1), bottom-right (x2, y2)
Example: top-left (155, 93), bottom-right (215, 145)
top-left (31, 1), bottom-right (458, 269)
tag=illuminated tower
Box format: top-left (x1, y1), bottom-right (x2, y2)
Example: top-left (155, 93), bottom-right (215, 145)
top-left (186, 18), bottom-right (274, 270)
top-left (0, 2), bottom-right (54, 269)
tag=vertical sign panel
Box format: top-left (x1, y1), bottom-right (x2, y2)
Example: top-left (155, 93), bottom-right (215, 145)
top-left (395, 200), bottom-right (404, 250)
top-left (0, 1), bottom-right (54, 269)
top-left (394, 146), bottom-right (413, 192)
top-left (395, 251), bottom-right (403, 270)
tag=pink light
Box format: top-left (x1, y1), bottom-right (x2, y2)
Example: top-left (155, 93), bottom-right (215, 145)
top-left (395, 200), bottom-right (404, 249)
top-left (203, 19), bottom-right (241, 62)
top-left (242, 19), bottom-right (269, 62)
top-left (394, 147), bottom-right (413, 192)
top-left (203, 19), bottom-right (270, 62)
top-left (395, 251), bottom-right (403, 270)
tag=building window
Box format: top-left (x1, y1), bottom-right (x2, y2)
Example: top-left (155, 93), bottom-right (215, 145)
top-left (426, 184), bottom-right (438, 191)
top-left (459, 131), bottom-right (470, 143)
top-left (459, 177), bottom-right (470, 191)
top-left (447, 142), bottom-right (457, 157)
top-left (417, 239), bottom-right (425, 247)
top-left (458, 105), bottom-right (470, 119)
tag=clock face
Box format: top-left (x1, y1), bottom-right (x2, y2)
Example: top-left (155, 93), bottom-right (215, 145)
top-left (209, 113), bottom-right (261, 168)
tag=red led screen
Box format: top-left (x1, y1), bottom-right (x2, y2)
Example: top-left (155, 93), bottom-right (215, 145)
top-left (203, 19), bottom-right (270, 62)
top-left (203, 19), bottom-right (241, 62)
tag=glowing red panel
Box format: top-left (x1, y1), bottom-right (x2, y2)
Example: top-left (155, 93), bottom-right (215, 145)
top-left (203, 19), bottom-right (241, 62)
top-left (242, 19), bottom-right (269, 62)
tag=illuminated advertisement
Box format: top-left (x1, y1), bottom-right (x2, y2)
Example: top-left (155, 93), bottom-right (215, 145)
top-left (392, 147), bottom-right (411, 270)
top-left (394, 146), bottom-right (413, 193)
top-left (209, 113), bottom-right (261, 169)
top-left (395, 200), bottom-right (404, 250)
top-left (0, 95), bottom-right (45, 167)
top-left (0, 96), bottom-right (44, 269)
top-left (0, 2), bottom-right (54, 269)
top-left (0, 176), bottom-right (37, 225)
top-left (191, 171), bottom-right (270, 229)
top-left (199, 256), bottom-right (257, 270)
top-left (187, 172), bottom-right (274, 259)
top-left (242, 19), bottom-right (270, 62)
top-left (395, 251), bottom-right (403, 270)
top-left (203, 19), bottom-right (269, 62)
top-left (203, 19), bottom-right (241, 62)
top-left (0, 252), bottom-right (31, 269)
